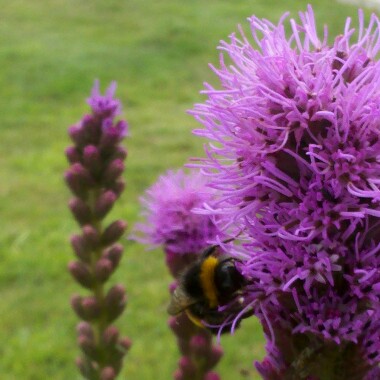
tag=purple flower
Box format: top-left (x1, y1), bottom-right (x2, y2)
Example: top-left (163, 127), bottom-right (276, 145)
top-left (135, 169), bottom-right (220, 256)
top-left (190, 5), bottom-right (380, 378)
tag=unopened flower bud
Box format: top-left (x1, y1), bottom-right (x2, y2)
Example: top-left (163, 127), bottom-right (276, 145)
top-left (100, 367), bottom-right (116, 380)
top-left (71, 295), bottom-right (84, 318)
top-left (104, 285), bottom-right (126, 322)
top-left (68, 261), bottom-right (94, 289)
top-left (102, 244), bottom-right (123, 267)
top-left (65, 146), bottom-right (81, 164)
top-left (82, 296), bottom-right (102, 320)
top-left (78, 335), bottom-right (99, 360)
top-left (69, 198), bottom-right (92, 225)
top-left (118, 337), bottom-right (132, 353)
top-left (81, 114), bottom-right (101, 145)
top-left (101, 220), bottom-right (127, 246)
top-left (115, 120), bottom-right (128, 137)
top-left (204, 372), bottom-right (221, 380)
top-left (99, 127), bottom-right (121, 153)
top-left (94, 191), bottom-right (117, 219)
top-left (70, 234), bottom-right (92, 262)
top-left (102, 325), bottom-right (119, 347)
top-left (103, 159), bottom-right (125, 185)
top-left (82, 225), bottom-right (100, 249)
top-left (178, 356), bottom-right (196, 377)
top-left (110, 179), bottom-right (125, 198)
top-left (112, 145), bottom-right (128, 161)
top-left (68, 125), bottom-right (85, 146)
top-left (169, 281), bottom-right (177, 294)
top-left (71, 295), bottom-right (101, 321)
top-left (83, 145), bottom-right (102, 175)
top-left (95, 258), bottom-right (114, 282)
top-left (204, 345), bottom-right (224, 371)
top-left (174, 369), bottom-right (184, 380)
top-left (189, 335), bottom-right (210, 357)
top-left (76, 322), bottom-right (94, 339)
top-left (65, 163), bottom-right (93, 197)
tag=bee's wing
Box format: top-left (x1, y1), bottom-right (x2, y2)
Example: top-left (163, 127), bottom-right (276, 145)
top-left (167, 286), bottom-right (196, 315)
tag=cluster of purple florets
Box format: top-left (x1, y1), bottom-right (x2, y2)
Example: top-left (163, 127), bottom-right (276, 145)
top-left (190, 6), bottom-right (380, 378)
top-left (135, 169), bottom-right (219, 256)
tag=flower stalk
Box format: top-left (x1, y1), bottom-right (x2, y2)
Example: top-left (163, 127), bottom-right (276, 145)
top-left (65, 81), bottom-right (131, 380)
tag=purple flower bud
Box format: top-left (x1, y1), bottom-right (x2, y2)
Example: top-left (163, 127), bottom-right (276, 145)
top-left (102, 325), bottom-right (119, 347)
top-left (174, 369), bottom-right (184, 380)
top-left (94, 258), bottom-right (114, 282)
top-left (178, 356), bottom-right (196, 377)
top-left (65, 163), bottom-right (93, 197)
top-left (81, 296), bottom-right (102, 320)
top-left (69, 197), bottom-right (92, 225)
top-left (71, 295), bottom-right (101, 321)
top-left (109, 179), bottom-right (125, 198)
top-left (189, 335), bottom-right (210, 357)
top-left (112, 145), bottom-right (128, 161)
top-left (205, 345), bottom-right (224, 371)
top-left (169, 281), bottom-right (177, 294)
top-left (94, 191), bottom-right (117, 219)
top-left (65, 146), bottom-right (81, 164)
top-left (78, 335), bottom-right (99, 360)
top-left (68, 261), bottom-right (94, 289)
top-left (100, 367), bottom-right (116, 380)
top-left (83, 145), bottom-right (102, 175)
top-left (82, 225), bottom-right (100, 249)
top-left (101, 220), bottom-right (127, 246)
top-left (114, 120), bottom-right (128, 138)
top-left (104, 285), bottom-right (126, 323)
top-left (99, 127), bottom-right (122, 154)
top-left (102, 244), bottom-right (123, 267)
top-left (103, 159), bottom-right (125, 185)
top-left (68, 125), bottom-right (85, 146)
top-left (70, 234), bottom-right (92, 262)
top-left (204, 372), bottom-right (221, 380)
top-left (119, 336), bottom-right (132, 353)
top-left (76, 321), bottom-right (94, 339)
top-left (71, 295), bottom-right (84, 318)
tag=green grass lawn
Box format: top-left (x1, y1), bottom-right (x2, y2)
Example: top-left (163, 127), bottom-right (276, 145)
top-left (0, 0), bottom-right (371, 378)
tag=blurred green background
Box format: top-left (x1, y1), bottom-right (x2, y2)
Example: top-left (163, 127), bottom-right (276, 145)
top-left (0, 0), bottom-right (373, 379)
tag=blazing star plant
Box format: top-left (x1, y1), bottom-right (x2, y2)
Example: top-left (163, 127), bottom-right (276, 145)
top-left (65, 81), bottom-right (131, 380)
top-left (190, 6), bottom-right (380, 379)
top-left (134, 169), bottom-right (223, 380)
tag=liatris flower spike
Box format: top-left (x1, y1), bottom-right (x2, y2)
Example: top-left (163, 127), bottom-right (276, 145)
top-left (134, 169), bottom-right (224, 380)
top-left (65, 81), bottom-right (131, 380)
top-left (191, 6), bottom-right (380, 379)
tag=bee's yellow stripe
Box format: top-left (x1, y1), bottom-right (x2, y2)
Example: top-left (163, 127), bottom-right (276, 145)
top-left (199, 256), bottom-right (219, 308)
top-left (185, 310), bottom-right (205, 328)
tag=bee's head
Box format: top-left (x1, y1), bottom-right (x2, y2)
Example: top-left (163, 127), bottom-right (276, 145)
top-left (214, 259), bottom-right (245, 300)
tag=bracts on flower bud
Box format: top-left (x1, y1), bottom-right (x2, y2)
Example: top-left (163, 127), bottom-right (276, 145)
top-left (66, 81), bottom-right (130, 379)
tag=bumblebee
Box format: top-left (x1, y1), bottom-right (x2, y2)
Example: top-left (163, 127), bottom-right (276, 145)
top-left (167, 244), bottom-right (249, 334)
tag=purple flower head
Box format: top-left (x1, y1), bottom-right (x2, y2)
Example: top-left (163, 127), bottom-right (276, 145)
top-left (190, 6), bottom-right (380, 243)
top-left (191, 5), bottom-right (380, 375)
top-left (88, 80), bottom-right (119, 116)
top-left (135, 169), bottom-right (220, 255)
